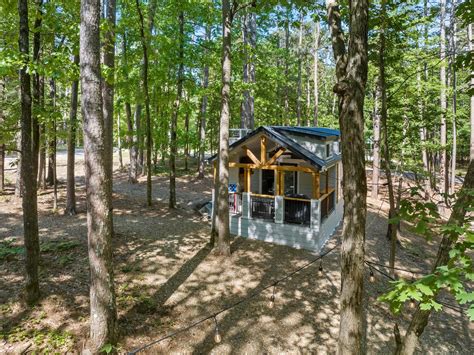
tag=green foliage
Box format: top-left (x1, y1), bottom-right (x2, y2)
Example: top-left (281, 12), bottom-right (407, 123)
top-left (380, 188), bottom-right (474, 321)
top-left (0, 240), bottom-right (24, 261)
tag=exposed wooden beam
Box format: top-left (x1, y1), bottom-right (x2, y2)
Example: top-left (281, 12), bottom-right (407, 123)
top-left (312, 172), bottom-right (320, 199)
top-left (229, 162), bottom-right (317, 174)
top-left (245, 168), bottom-right (251, 192)
top-left (260, 136), bottom-right (267, 164)
top-left (242, 145), bottom-right (261, 166)
top-left (265, 147), bottom-right (286, 166)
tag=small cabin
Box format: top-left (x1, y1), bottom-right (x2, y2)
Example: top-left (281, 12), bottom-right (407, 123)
top-left (211, 126), bottom-right (343, 252)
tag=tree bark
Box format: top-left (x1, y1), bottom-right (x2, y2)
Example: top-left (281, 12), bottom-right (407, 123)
top-left (439, 0), bottom-right (448, 204)
top-left (79, 0), bottom-right (117, 350)
top-left (32, 0), bottom-right (42, 179)
top-left (66, 54), bottom-right (79, 216)
top-left (469, 24), bottom-right (474, 162)
top-left (49, 79), bottom-right (58, 210)
top-left (284, 11), bottom-right (290, 125)
top-left (378, 0), bottom-right (397, 275)
top-left (214, 0), bottom-right (233, 256)
top-left (0, 144), bottom-right (4, 192)
top-left (117, 108), bottom-right (123, 169)
top-left (372, 84), bottom-right (381, 200)
top-left (449, 3), bottom-right (456, 194)
top-left (136, 0), bottom-right (152, 207)
top-left (18, 0), bottom-right (40, 305)
top-left (313, 21), bottom-right (320, 126)
top-left (241, 6), bottom-right (256, 129)
top-left (326, 0), bottom-right (369, 353)
top-left (101, 0), bottom-right (116, 210)
top-left (396, 160), bottom-right (474, 355)
top-left (198, 25), bottom-right (210, 179)
top-left (296, 10), bottom-right (303, 126)
top-left (122, 33), bottom-right (138, 184)
top-left (169, 10), bottom-right (185, 209)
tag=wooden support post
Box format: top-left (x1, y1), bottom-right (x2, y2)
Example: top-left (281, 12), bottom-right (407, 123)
top-left (280, 171), bottom-right (285, 195)
top-left (260, 136), bottom-right (267, 165)
top-left (325, 170), bottom-right (329, 194)
top-left (312, 172), bottom-right (320, 199)
top-left (244, 168), bottom-right (251, 192)
top-left (275, 169), bottom-right (280, 195)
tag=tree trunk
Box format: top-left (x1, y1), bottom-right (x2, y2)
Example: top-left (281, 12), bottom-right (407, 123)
top-left (79, 0), bottom-right (117, 350)
top-left (15, 132), bottom-right (22, 197)
top-left (296, 11), bottom-right (303, 126)
top-left (241, 6), bottom-right (256, 129)
top-left (49, 79), bottom-right (58, 210)
top-left (326, 0), bottom-right (369, 353)
top-left (450, 3), bottom-right (456, 194)
top-left (18, 0), bottom-right (40, 305)
top-left (313, 21), bottom-right (320, 126)
top-left (197, 25), bottom-right (210, 179)
top-left (135, 104), bottom-right (143, 175)
top-left (284, 12), bottom-right (290, 125)
top-left (396, 160), bottom-right (474, 355)
top-left (123, 34), bottom-right (138, 184)
top-left (136, 0), bottom-right (152, 207)
top-left (169, 10), bottom-right (184, 208)
top-left (184, 109), bottom-right (189, 172)
top-left (0, 144), bottom-right (4, 192)
top-left (214, 0), bottom-right (233, 256)
top-left (101, 0), bottom-right (116, 210)
top-left (378, 0), bottom-right (397, 275)
top-left (66, 54), bottom-right (79, 215)
top-left (117, 109), bottom-right (123, 169)
top-left (469, 24), bottom-right (474, 162)
top-left (372, 84), bottom-right (381, 200)
top-left (32, 0), bottom-right (42, 179)
top-left (439, 0), bottom-right (448, 205)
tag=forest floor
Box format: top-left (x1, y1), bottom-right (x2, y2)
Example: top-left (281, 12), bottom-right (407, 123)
top-left (0, 151), bottom-right (472, 354)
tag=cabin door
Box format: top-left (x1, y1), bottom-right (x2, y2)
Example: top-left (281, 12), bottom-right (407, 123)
top-left (261, 170), bottom-right (275, 195)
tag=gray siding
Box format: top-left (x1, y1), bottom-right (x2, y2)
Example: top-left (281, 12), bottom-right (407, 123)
top-left (230, 199), bottom-right (343, 252)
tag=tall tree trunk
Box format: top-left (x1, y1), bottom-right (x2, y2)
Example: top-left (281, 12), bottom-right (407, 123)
top-left (198, 25), bottom-right (210, 180)
top-left (241, 6), bottom-right (256, 129)
top-left (469, 24), bottom-right (474, 162)
top-left (450, 3), bottom-right (456, 194)
top-left (306, 64), bottom-right (311, 126)
top-left (18, 0), bottom-right (40, 305)
top-left (372, 84), bottom-right (381, 200)
top-left (296, 10), bottom-right (303, 126)
top-left (32, 0), bottom-right (42, 179)
top-left (313, 21), bottom-right (320, 126)
top-left (214, 0), bottom-right (233, 256)
top-left (396, 161), bottom-right (474, 354)
top-left (326, 0), bottom-right (369, 353)
top-left (117, 109), bottom-right (123, 169)
top-left (184, 109), bottom-right (189, 171)
top-left (66, 54), bottom-right (79, 215)
top-left (284, 12), bottom-right (290, 125)
top-left (439, 0), bottom-right (448, 204)
top-left (123, 34), bottom-right (138, 183)
top-left (378, 0), bottom-right (397, 275)
top-left (101, 0), bottom-right (116, 211)
top-left (79, 0), bottom-right (117, 350)
top-left (15, 132), bottom-right (22, 197)
top-left (169, 10), bottom-right (184, 208)
top-left (0, 144), bottom-right (4, 192)
top-left (136, 0), bottom-right (152, 207)
top-left (49, 79), bottom-right (58, 210)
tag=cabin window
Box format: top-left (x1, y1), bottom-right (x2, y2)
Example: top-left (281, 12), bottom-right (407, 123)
top-left (326, 143), bottom-right (332, 158)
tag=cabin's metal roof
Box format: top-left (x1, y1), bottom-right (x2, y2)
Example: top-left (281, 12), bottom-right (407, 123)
top-left (208, 126), bottom-right (341, 171)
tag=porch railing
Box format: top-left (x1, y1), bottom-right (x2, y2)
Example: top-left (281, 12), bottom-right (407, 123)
top-left (250, 194), bottom-right (275, 220)
top-left (229, 192), bottom-right (242, 214)
top-left (284, 197), bottom-right (311, 225)
top-left (321, 190), bottom-right (336, 222)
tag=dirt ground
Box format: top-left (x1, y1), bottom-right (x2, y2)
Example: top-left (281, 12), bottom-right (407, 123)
top-left (0, 151), bottom-right (472, 354)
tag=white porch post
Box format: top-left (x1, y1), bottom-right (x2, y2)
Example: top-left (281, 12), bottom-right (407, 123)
top-left (242, 192), bottom-right (252, 219)
top-left (310, 199), bottom-right (321, 232)
top-left (274, 195), bottom-right (284, 223)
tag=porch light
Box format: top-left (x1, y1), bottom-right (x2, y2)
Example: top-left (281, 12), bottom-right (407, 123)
top-left (213, 316), bottom-right (222, 343)
top-left (369, 269), bottom-right (375, 283)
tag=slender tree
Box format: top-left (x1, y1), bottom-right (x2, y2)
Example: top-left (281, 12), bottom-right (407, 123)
top-left (396, 161), bottom-right (474, 354)
top-left (136, 0), bottom-right (152, 206)
top-left (80, 0), bottom-right (117, 350)
top-left (65, 54), bottom-right (80, 215)
top-left (296, 10), bottom-right (303, 126)
top-left (313, 20), bottom-right (320, 126)
top-left (372, 84), bottom-right (381, 200)
top-left (102, 0), bottom-right (116, 208)
top-left (469, 24), bottom-right (474, 162)
top-left (439, 0), bottom-right (448, 203)
top-left (326, 0), bottom-right (369, 353)
top-left (18, 0), bottom-right (40, 305)
top-left (197, 25), bottom-right (210, 179)
top-left (169, 10), bottom-right (185, 208)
